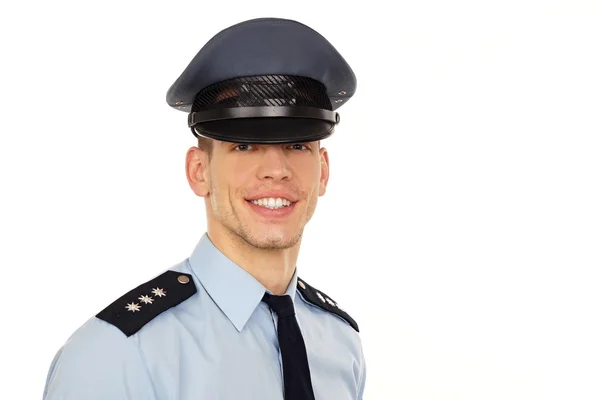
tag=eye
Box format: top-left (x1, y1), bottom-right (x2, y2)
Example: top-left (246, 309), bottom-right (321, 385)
top-left (289, 143), bottom-right (308, 151)
top-left (234, 144), bottom-right (254, 152)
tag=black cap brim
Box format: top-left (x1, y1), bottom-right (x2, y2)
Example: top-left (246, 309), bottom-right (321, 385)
top-left (192, 117), bottom-right (335, 144)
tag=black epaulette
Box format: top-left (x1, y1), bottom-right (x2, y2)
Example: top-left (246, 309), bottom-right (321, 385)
top-left (297, 278), bottom-right (359, 332)
top-left (96, 270), bottom-right (197, 337)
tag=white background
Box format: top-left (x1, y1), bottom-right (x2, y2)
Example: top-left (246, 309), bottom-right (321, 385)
top-left (1, 0), bottom-right (599, 398)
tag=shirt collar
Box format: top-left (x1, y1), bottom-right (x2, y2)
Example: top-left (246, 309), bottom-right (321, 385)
top-left (187, 233), bottom-right (298, 332)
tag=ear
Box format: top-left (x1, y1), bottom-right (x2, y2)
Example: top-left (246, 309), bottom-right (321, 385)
top-left (318, 147), bottom-right (330, 196)
top-left (185, 146), bottom-right (210, 197)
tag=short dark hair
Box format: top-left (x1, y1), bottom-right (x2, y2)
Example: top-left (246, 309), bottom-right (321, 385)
top-left (197, 136), bottom-right (214, 158)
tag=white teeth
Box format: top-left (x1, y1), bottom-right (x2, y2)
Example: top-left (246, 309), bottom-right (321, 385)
top-left (250, 197), bottom-right (292, 209)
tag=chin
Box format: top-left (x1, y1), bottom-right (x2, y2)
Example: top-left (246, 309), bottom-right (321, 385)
top-left (242, 229), bottom-right (302, 250)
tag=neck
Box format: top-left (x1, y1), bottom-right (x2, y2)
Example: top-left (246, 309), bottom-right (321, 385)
top-left (206, 226), bottom-right (301, 296)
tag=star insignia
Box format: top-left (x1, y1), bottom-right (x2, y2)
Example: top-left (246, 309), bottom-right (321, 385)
top-left (316, 292), bottom-right (326, 303)
top-left (125, 302), bottom-right (141, 312)
top-left (139, 295), bottom-right (154, 304)
top-left (152, 287), bottom-right (167, 297)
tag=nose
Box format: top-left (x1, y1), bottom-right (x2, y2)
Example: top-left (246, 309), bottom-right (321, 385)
top-left (256, 145), bottom-right (292, 181)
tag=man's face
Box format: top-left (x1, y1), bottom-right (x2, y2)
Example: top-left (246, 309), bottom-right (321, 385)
top-left (192, 140), bottom-right (330, 250)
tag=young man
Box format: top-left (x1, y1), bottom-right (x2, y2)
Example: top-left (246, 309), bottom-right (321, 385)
top-left (43, 17), bottom-right (366, 399)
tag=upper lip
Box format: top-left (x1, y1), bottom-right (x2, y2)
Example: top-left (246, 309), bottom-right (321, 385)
top-left (245, 191), bottom-right (298, 202)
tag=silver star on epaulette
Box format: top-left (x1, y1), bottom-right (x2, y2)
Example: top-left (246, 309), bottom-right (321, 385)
top-left (152, 287), bottom-right (167, 297)
top-left (316, 292), bottom-right (326, 303)
top-left (126, 302), bottom-right (141, 312)
top-left (139, 295), bottom-right (154, 304)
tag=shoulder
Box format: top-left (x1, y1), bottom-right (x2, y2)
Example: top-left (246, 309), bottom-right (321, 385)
top-left (43, 316), bottom-right (158, 399)
top-left (95, 270), bottom-right (197, 337)
top-left (44, 269), bottom-right (196, 399)
top-left (296, 277), bottom-right (359, 332)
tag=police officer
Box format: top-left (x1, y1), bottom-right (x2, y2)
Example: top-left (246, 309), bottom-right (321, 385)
top-left (43, 17), bottom-right (366, 400)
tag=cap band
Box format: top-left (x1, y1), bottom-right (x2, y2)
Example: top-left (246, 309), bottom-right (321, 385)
top-left (188, 106), bottom-right (339, 127)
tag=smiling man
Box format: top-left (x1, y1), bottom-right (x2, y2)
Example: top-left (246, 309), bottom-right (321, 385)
top-left (43, 18), bottom-right (366, 400)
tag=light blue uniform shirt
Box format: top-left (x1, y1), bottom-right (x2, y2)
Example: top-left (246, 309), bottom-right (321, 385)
top-left (43, 234), bottom-right (366, 399)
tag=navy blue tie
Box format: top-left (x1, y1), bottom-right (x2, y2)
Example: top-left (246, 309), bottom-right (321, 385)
top-left (262, 292), bottom-right (316, 400)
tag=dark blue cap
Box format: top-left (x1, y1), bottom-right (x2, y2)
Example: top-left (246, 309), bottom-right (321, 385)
top-left (166, 18), bottom-right (357, 144)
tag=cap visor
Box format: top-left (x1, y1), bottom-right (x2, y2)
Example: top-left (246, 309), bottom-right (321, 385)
top-left (193, 118), bottom-right (335, 144)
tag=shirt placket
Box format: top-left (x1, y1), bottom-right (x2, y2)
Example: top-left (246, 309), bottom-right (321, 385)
top-left (268, 307), bottom-right (285, 397)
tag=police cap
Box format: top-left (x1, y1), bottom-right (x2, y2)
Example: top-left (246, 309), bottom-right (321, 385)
top-left (166, 17), bottom-right (356, 144)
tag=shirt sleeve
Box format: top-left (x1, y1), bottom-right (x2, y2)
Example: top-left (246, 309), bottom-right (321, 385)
top-left (357, 342), bottom-right (367, 399)
top-left (43, 317), bottom-right (158, 400)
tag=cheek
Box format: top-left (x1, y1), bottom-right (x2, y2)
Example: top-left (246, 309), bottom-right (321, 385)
top-left (303, 188), bottom-right (320, 221)
top-left (212, 166), bottom-right (251, 200)
top-left (302, 177), bottom-right (322, 207)
top-left (294, 165), bottom-right (322, 201)
top-left (311, 167), bottom-right (324, 192)
top-left (207, 169), bottom-right (228, 206)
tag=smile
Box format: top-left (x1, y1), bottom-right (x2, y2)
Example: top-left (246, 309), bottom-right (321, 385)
top-left (249, 197), bottom-right (292, 209)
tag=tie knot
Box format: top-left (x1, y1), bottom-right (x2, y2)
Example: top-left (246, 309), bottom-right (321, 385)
top-left (262, 293), bottom-right (295, 318)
